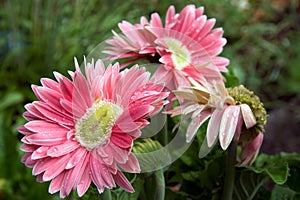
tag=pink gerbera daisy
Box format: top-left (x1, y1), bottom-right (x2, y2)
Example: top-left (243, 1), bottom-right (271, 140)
top-left (104, 4), bottom-right (229, 91)
top-left (18, 58), bottom-right (169, 198)
top-left (168, 78), bottom-right (266, 165)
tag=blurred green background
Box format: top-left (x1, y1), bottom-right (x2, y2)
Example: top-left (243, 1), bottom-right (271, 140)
top-left (0, 0), bottom-right (299, 199)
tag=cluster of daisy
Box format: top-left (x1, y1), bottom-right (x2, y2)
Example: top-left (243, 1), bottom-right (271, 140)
top-left (18, 4), bottom-right (266, 198)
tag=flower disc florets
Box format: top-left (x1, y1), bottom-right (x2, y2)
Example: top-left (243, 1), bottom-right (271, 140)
top-left (227, 85), bottom-right (267, 143)
top-left (75, 100), bottom-right (123, 151)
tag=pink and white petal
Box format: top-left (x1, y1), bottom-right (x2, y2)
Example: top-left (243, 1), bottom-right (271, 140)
top-left (118, 153), bottom-right (140, 173)
top-left (110, 133), bottom-right (133, 149)
top-left (59, 170), bottom-right (74, 198)
top-left (239, 133), bottom-right (264, 167)
top-left (107, 143), bottom-right (128, 164)
top-left (211, 57), bottom-right (230, 72)
top-left (207, 108), bottom-right (224, 147)
top-left (73, 72), bottom-right (93, 108)
top-left (33, 157), bottom-right (55, 175)
top-left (25, 120), bottom-right (69, 134)
top-left (47, 140), bottom-right (79, 157)
top-left (76, 166), bottom-right (92, 197)
top-left (57, 75), bottom-right (74, 101)
top-left (20, 144), bottom-right (38, 152)
top-left (31, 146), bottom-right (50, 160)
top-left (165, 5), bottom-right (176, 28)
top-left (112, 170), bottom-right (134, 193)
top-left (240, 104), bottom-right (257, 129)
top-left (67, 152), bottom-right (90, 191)
top-left (33, 102), bottom-right (74, 125)
top-left (18, 125), bottom-right (34, 135)
top-left (22, 153), bottom-right (36, 167)
top-left (90, 157), bottom-right (115, 189)
top-left (43, 154), bottom-right (72, 181)
top-left (25, 131), bottom-right (67, 146)
top-left (129, 105), bottom-right (154, 120)
top-left (40, 78), bottom-right (59, 91)
top-left (49, 172), bottom-right (64, 194)
top-left (24, 103), bottom-right (45, 120)
top-left (186, 110), bottom-right (211, 142)
top-left (66, 148), bottom-right (87, 169)
top-left (34, 87), bottom-right (63, 111)
top-left (219, 106), bottom-right (240, 150)
top-left (150, 13), bottom-right (163, 28)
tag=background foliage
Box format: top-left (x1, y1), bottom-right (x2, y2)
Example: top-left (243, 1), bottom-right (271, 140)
top-left (0, 0), bottom-right (299, 199)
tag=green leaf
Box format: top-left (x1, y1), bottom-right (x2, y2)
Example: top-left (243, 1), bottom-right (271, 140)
top-left (233, 170), bottom-right (268, 200)
top-left (248, 153), bottom-right (300, 185)
top-left (270, 185), bottom-right (297, 200)
top-left (0, 91), bottom-right (24, 111)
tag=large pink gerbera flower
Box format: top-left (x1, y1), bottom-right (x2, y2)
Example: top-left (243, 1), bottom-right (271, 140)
top-left (18, 58), bottom-right (169, 198)
top-left (104, 4), bottom-right (229, 90)
top-left (168, 78), bottom-right (266, 165)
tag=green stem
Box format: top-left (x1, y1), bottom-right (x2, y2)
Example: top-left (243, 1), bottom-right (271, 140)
top-left (223, 142), bottom-right (237, 200)
top-left (154, 169), bottom-right (165, 200)
top-left (162, 116), bottom-right (169, 146)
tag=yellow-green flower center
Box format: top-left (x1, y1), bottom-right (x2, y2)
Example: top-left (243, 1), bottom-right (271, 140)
top-left (75, 100), bottom-right (123, 151)
top-left (164, 38), bottom-right (191, 70)
top-left (227, 85), bottom-right (267, 143)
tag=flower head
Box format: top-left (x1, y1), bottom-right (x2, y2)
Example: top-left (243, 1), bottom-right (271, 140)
top-left (104, 4), bottom-right (229, 91)
top-left (18, 58), bottom-right (169, 198)
top-left (168, 78), bottom-right (266, 165)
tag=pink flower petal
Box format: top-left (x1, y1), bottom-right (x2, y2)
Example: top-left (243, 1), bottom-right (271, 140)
top-left (25, 120), bottom-right (69, 133)
top-left (65, 148), bottom-right (87, 169)
top-left (112, 170), bottom-right (134, 193)
top-left (239, 133), bottom-right (264, 167)
top-left (49, 172), bottom-right (64, 194)
top-left (186, 110), bottom-right (211, 142)
top-left (240, 104), bottom-right (257, 129)
top-left (33, 102), bottom-right (74, 125)
top-left (207, 108), bottom-right (224, 147)
top-left (219, 106), bottom-right (241, 150)
top-left (20, 144), bottom-right (38, 152)
top-left (47, 140), bottom-right (79, 157)
top-left (60, 170), bottom-right (74, 198)
top-left (107, 143), bottom-right (128, 164)
top-left (40, 78), bottom-right (59, 91)
top-left (76, 166), bottom-right (92, 197)
top-left (34, 86), bottom-right (64, 112)
top-left (25, 131), bottom-right (67, 146)
top-left (110, 133), bottom-right (133, 148)
top-left (118, 153), bottom-right (140, 173)
top-left (90, 157), bottom-right (115, 189)
top-left (43, 154), bottom-right (72, 181)
top-left (31, 146), bottom-right (50, 160)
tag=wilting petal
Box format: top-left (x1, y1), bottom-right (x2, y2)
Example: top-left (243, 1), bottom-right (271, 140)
top-left (240, 104), bottom-right (257, 129)
top-left (207, 108), bottom-right (224, 147)
top-left (186, 110), bottom-right (211, 142)
top-left (238, 133), bottom-right (264, 167)
top-left (219, 106), bottom-right (240, 150)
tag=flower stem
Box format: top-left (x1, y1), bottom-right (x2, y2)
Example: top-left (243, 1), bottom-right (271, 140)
top-left (222, 142), bottom-right (237, 200)
top-left (154, 169), bottom-right (165, 200)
